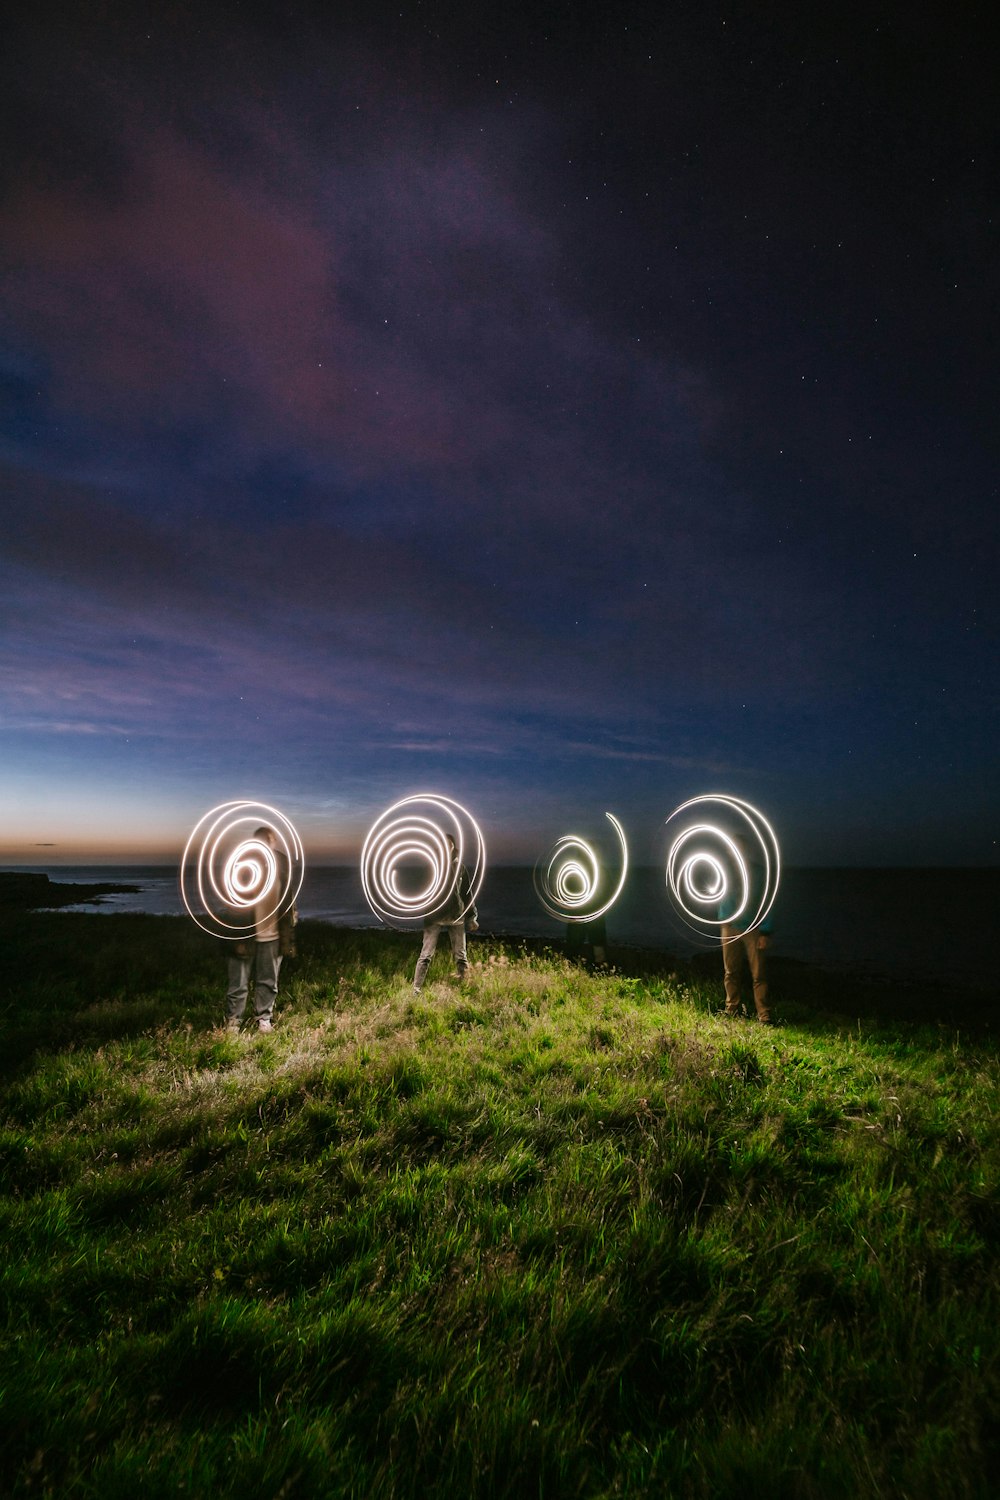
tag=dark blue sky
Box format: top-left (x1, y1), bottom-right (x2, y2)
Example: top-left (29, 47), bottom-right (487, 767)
top-left (2, 1), bottom-right (997, 865)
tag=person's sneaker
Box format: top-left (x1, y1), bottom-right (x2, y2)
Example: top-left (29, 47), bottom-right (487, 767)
top-left (225, 1018), bottom-right (241, 1033)
top-left (257, 1017), bottom-right (273, 1033)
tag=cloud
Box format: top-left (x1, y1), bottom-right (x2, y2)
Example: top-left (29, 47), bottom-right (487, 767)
top-left (1, 38), bottom-right (708, 535)
top-left (4, 10), bottom-right (964, 862)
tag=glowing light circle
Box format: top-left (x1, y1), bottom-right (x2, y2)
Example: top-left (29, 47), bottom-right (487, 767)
top-left (663, 794), bottom-right (779, 942)
top-left (361, 795), bottom-right (486, 928)
top-left (180, 801), bottom-right (305, 940)
top-left (533, 812), bottom-right (629, 923)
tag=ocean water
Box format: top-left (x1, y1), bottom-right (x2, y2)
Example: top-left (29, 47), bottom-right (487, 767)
top-left (6, 864), bottom-right (998, 993)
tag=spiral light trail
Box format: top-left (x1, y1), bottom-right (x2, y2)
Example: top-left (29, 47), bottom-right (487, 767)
top-left (180, 800), bottom-right (305, 940)
top-left (361, 794), bottom-right (486, 927)
top-left (663, 794), bottom-right (779, 941)
top-left (533, 812), bottom-right (629, 923)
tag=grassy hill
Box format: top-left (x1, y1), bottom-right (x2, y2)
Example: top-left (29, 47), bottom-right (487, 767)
top-left (1, 912), bottom-right (998, 1497)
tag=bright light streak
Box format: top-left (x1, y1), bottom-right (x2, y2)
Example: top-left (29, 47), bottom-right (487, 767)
top-left (533, 812), bottom-right (629, 923)
top-left (361, 794), bottom-right (486, 928)
top-left (663, 794), bottom-right (780, 942)
top-left (180, 801), bottom-right (305, 940)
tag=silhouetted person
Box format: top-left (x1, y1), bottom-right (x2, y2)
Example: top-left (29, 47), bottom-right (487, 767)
top-left (565, 914), bottom-right (608, 967)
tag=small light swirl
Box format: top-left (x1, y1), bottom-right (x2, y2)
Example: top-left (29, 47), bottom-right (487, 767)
top-left (361, 794), bottom-right (486, 928)
top-left (533, 812), bottom-right (629, 923)
top-left (180, 801), bottom-right (305, 940)
top-left (663, 794), bottom-right (779, 942)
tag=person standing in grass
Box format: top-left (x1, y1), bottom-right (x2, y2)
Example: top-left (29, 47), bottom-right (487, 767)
top-left (565, 913), bottom-right (608, 967)
top-left (721, 916), bottom-right (773, 1024)
top-left (225, 826), bottom-right (297, 1033)
top-left (719, 840), bottom-right (774, 1025)
top-left (412, 835), bottom-right (478, 993)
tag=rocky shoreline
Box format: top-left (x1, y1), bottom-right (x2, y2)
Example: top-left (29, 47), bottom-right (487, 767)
top-left (0, 872), bottom-right (141, 909)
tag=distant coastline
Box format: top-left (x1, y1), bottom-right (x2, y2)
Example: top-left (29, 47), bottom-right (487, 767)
top-left (0, 872), bottom-right (141, 910)
top-left (3, 865), bottom-right (999, 998)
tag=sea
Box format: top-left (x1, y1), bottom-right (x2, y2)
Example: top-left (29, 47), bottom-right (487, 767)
top-left (6, 864), bottom-right (999, 995)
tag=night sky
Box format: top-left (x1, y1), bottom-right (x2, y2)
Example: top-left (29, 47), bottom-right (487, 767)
top-left (2, 2), bottom-right (997, 867)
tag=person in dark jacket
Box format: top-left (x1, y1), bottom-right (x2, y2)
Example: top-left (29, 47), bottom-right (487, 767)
top-left (224, 826), bottom-right (297, 1033)
top-left (412, 835), bottom-right (478, 993)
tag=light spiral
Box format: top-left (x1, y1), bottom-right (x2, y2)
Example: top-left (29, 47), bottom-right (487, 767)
top-left (533, 812), bottom-right (629, 923)
top-left (361, 794), bottom-right (486, 927)
top-left (663, 794), bottom-right (779, 942)
top-left (180, 801), bottom-right (305, 940)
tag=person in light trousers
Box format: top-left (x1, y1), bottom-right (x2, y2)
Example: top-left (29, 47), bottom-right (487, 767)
top-left (413, 836), bottom-right (478, 993)
top-left (225, 827), bottom-right (297, 1032)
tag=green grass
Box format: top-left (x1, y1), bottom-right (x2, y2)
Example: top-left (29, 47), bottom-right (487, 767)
top-left (1, 911), bottom-right (999, 1497)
